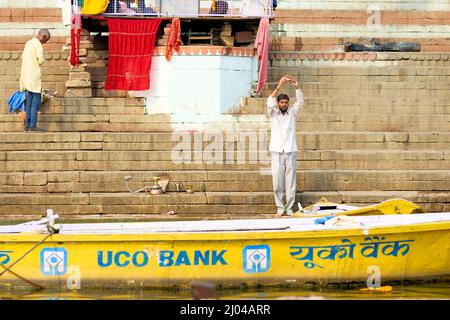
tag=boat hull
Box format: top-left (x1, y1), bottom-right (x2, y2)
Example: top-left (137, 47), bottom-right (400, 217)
top-left (1, 220), bottom-right (449, 289)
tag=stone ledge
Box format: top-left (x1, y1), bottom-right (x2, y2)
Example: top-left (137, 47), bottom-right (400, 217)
top-left (1, 50), bottom-right (447, 65)
top-left (269, 51), bottom-right (450, 61)
top-left (0, 51), bottom-right (68, 60)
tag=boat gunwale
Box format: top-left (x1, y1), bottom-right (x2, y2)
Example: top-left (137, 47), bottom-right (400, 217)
top-left (1, 219), bottom-right (450, 242)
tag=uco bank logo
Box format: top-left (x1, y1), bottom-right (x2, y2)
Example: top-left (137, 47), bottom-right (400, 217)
top-left (242, 245), bottom-right (271, 273)
top-left (40, 248), bottom-right (68, 276)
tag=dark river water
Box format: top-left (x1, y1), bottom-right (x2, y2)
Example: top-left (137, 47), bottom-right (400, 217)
top-left (1, 282), bottom-right (449, 300)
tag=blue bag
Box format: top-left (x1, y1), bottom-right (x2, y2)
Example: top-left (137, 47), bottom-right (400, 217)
top-left (8, 91), bottom-right (26, 113)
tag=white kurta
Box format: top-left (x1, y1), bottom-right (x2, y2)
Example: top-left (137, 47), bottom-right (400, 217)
top-left (267, 89), bottom-right (304, 153)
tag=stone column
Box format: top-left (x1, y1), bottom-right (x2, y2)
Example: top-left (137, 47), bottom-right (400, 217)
top-left (63, 28), bottom-right (92, 98)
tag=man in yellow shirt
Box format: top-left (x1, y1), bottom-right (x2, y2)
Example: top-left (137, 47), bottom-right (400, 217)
top-left (20, 29), bottom-right (51, 132)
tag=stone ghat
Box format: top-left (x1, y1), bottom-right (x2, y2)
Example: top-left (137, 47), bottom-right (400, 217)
top-left (271, 1), bottom-right (450, 52)
top-left (0, 51), bottom-right (449, 219)
top-left (0, 130), bottom-right (449, 219)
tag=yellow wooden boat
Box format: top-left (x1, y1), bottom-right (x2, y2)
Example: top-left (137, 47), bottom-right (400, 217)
top-left (294, 198), bottom-right (425, 218)
top-left (0, 208), bottom-right (449, 290)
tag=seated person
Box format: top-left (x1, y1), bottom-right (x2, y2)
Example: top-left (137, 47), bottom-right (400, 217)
top-left (210, 0), bottom-right (228, 15)
top-left (119, 1), bottom-right (136, 14)
top-left (126, 0), bottom-right (156, 13)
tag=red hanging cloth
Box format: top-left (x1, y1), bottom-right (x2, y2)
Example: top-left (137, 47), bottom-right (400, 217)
top-left (165, 18), bottom-right (181, 62)
top-left (105, 18), bottom-right (162, 91)
top-left (70, 14), bottom-right (82, 67)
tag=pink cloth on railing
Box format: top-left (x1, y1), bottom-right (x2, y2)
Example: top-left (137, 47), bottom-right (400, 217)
top-left (255, 17), bottom-right (270, 93)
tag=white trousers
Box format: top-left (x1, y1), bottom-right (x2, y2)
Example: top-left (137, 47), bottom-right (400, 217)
top-left (271, 151), bottom-right (297, 213)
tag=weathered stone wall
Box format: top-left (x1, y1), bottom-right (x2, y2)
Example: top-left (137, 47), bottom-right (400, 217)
top-left (0, 52), bottom-right (449, 219)
top-left (0, 6), bottom-right (68, 51)
top-left (271, 0), bottom-right (450, 52)
top-left (0, 52), bottom-right (70, 112)
top-left (0, 0), bottom-right (69, 109)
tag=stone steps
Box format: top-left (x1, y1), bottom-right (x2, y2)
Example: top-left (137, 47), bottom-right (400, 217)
top-left (260, 83), bottom-right (450, 99)
top-left (0, 126), bottom-right (448, 218)
top-left (3, 149), bottom-right (447, 161)
top-left (2, 160), bottom-right (449, 172)
top-left (0, 191), bottom-right (448, 217)
top-left (240, 97), bottom-right (450, 114)
top-left (46, 97), bottom-right (146, 107)
top-left (43, 96), bottom-right (450, 116)
top-left (38, 105), bottom-right (146, 115)
top-left (1, 149), bottom-right (449, 167)
top-left (2, 97), bottom-right (146, 115)
top-left (9, 96), bottom-right (450, 118)
top-left (2, 169), bottom-right (450, 193)
top-left (266, 74), bottom-right (450, 83)
top-left (269, 59), bottom-right (450, 70)
top-left (270, 3), bottom-right (450, 51)
top-left (0, 127), bottom-right (447, 218)
top-left (263, 53), bottom-right (450, 102)
top-left (0, 132), bottom-right (448, 151)
top-left (2, 113), bottom-right (450, 132)
top-left (0, 48), bottom-right (448, 218)
top-left (266, 82), bottom-right (450, 92)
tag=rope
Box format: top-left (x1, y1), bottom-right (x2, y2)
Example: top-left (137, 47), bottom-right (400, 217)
top-left (0, 264), bottom-right (44, 290)
top-left (0, 231), bottom-right (56, 289)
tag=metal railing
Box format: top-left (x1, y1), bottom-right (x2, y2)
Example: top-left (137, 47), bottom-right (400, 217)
top-left (101, 0), bottom-right (273, 17)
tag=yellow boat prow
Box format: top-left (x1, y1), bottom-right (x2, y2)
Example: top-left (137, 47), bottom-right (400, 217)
top-left (293, 198), bottom-right (425, 218)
